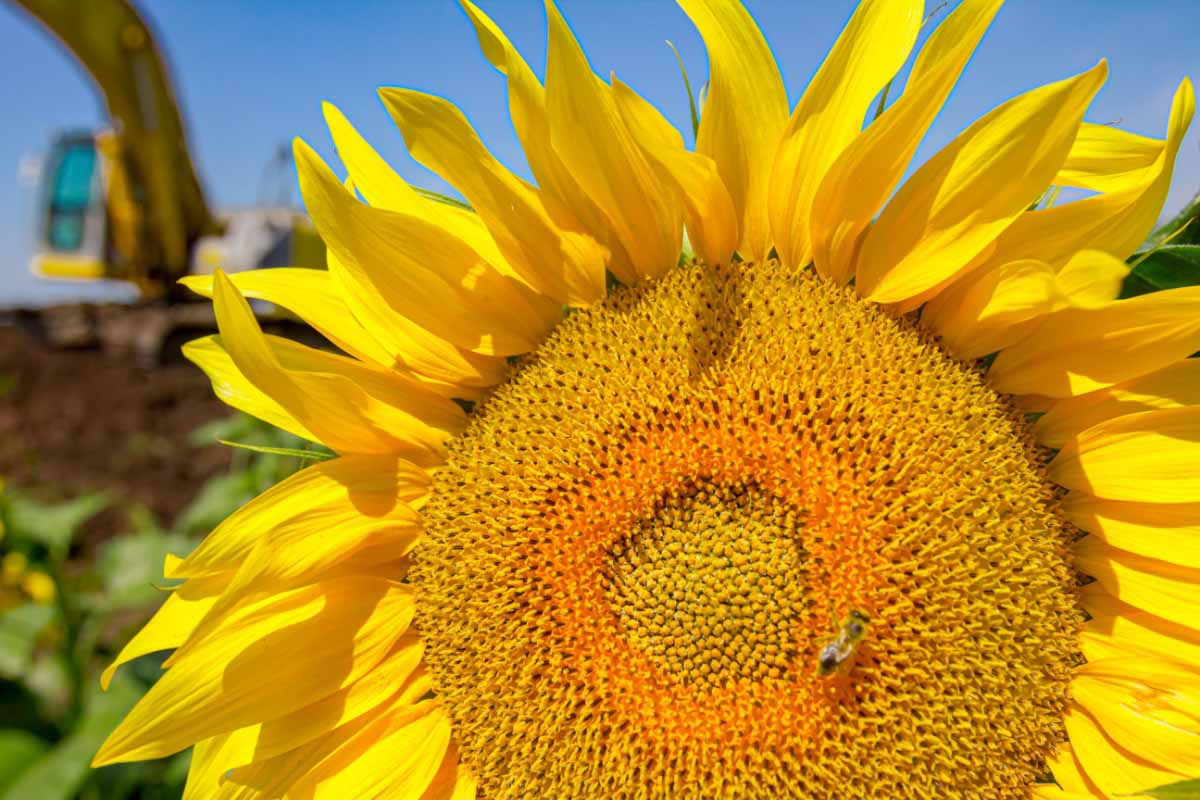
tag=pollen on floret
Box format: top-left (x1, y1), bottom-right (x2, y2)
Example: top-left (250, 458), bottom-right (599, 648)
top-left (411, 259), bottom-right (1080, 799)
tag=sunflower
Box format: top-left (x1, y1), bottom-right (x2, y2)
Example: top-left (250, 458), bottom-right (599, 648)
top-left (93, 0), bottom-right (1199, 797)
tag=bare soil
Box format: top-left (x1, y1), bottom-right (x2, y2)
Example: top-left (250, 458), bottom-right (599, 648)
top-left (0, 323), bottom-right (232, 545)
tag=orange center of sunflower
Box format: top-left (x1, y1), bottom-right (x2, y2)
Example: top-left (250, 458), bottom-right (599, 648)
top-left (412, 260), bottom-right (1079, 799)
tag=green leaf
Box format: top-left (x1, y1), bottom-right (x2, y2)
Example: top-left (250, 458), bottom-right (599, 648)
top-left (1150, 191), bottom-right (1200, 247)
top-left (413, 186), bottom-right (473, 212)
top-left (666, 40), bottom-right (700, 140)
top-left (172, 470), bottom-right (258, 536)
top-left (1122, 245), bottom-right (1200, 298)
top-left (21, 653), bottom-right (73, 724)
top-left (3, 494), bottom-right (109, 563)
top-left (0, 731), bottom-right (49, 792)
top-left (161, 749), bottom-right (192, 787)
top-left (89, 528), bottom-right (191, 612)
top-left (1125, 777), bottom-right (1200, 798)
top-left (0, 677), bottom-right (142, 800)
top-left (0, 605), bottom-right (55, 679)
top-left (0, 681), bottom-right (55, 737)
top-left (217, 438), bottom-right (332, 462)
top-left (188, 414), bottom-right (246, 447)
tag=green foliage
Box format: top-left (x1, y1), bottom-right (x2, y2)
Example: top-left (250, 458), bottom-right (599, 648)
top-left (1149, 191), bottom-right (1200, 247)
top-left (666, 39), bottom-right (700, 140)
top-left (87, 526), bottom-right (190, 613)
top-left (178, 413), bottom-right (326, 535)
top-left (0, 412), bottom-right (310, 800)
top-left (4, 494), bottom-right (108, 564)
top-left (1122, 244), bottom-right (1200, 298)
top-left (1127, 777), bottom-right (1200, 798)
top-left (0, 679), bottom-right (141, 800)
top-left (1121, 193), bottom-right (1200, 298)
top-left (0, 605), bottom-right (55, 679)
top-left (0, 731), bottom-right (50, 793)
top-left (413, 185), bottom-right (473, 212)
top-left (216, 439), bottom-right (332, 462)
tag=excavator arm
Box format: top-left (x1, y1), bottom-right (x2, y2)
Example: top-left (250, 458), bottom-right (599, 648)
top-left (10, 0), bottom-right (219, 282)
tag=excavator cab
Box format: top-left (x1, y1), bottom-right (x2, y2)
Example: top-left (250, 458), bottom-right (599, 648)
top-left (12, 0), bottom-right (325, 302)
top-left (34, 129), bottom-right (157, 291)
top-left (10, 0), bottom-right (327, 363)
top-left (34, 133), bottom-right (108, 281)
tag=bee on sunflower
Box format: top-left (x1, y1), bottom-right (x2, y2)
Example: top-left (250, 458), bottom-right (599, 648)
top-left (93, 0), bottom-right (1199, 797)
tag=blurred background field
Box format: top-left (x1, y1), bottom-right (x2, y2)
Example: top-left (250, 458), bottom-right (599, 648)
top-left (0, 349), bottom-right (321, 798)
top-left (0, 269), bottom-right (330, 798)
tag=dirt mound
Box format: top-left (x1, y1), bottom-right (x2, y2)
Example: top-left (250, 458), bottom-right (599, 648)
top-left (0, 323), bottom-right (231, 544)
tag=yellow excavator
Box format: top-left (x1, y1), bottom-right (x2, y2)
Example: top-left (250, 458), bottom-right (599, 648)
top-left (8, 0), bottom-right (323, 358)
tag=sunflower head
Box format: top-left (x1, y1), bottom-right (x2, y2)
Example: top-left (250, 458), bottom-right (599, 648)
top-left (414, 259), bottom-right (1081, 796)
top-left (92, 1), bottom-right (1199, 798)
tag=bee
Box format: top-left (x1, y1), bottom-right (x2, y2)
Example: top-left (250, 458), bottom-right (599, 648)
top-left (817, 608), bottom-right (870, 677)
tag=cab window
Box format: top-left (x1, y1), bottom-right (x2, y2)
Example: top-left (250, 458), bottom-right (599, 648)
top-left (45, 143), bottom-right (96, 251)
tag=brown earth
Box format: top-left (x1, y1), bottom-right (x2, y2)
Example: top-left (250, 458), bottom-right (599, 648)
top-left (0, 322), bottom-right (232, 545)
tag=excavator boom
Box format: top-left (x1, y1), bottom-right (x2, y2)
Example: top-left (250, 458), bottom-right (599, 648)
top-left (11, 0), bottom-right (218, 279)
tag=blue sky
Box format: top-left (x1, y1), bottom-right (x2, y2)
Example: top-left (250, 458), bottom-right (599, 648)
top-left (1, 0), bottom-right (1197, 306)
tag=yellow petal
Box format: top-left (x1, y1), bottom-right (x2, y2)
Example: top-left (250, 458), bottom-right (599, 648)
top-left (376, 87), bottom-right (606, 304)
top-left (450, 773), bottom-right (479, 800)
top-left (988, 285), bottom-right (1200, 397)
top-left (1072, 657), bottom-right (1200, 777)
top-left (182, 269), bottom-right (499, 400)
top-left (1035, 360), bottom-right (1200, 447)
top-left (677, 0), bottom-right (787, 261)
top-left (321, 102), bottom-right (427, 213)
top-left (1049, 407), bottom-right (1200, 503)
top-left (182, 335), bottom-right (317, 444)
top-left (227, 693), bottom-right (447, 800)
top-left (101, 572), bottom-right (230, 690)
top-left (419, 743), bottom-right (477, 800)
top-left (610, 77), bottom-right (737, 266)
top-left (250, 634), bottom-right (426, 763)
top-left (1051, 249), bottom-right (1130, 308)
top-left (183, 727), bottom-right (262, 800)
top-left (1066, 493), bottom-right (1200, 569)
top-left (300, 705), bottom-right (449, 800)
top-left (1030, 790), bottom-right (1098, 800)
top-left (1070, 494), bottom-right (1200, 562)
top-left (917, 249), bottom-right (1124, 328)
top-left (1074, 535), bottom-right (1200, 631)
top-left (856, 61), bottom-right (1108, 303)
top-left (191, 493), bottom-right (421, 649)
top-left (296, 140), bottom-right (561, 356)
top-left (770, 0), bottom-right (922, 269)
top-left (267, 334), bottom-right (466, 444)
top-left (226, 514), bottom-right (418, 601)
top-left (1080, 582), bottom-right (1200, 667)
top-left (457, 0), bottom-right (632, 276)
top-left (1044, 743), bottom-right (1105, 797)
top-left (1063, 706), bottom-right (1186, 797)
top-left (980, 78), bottom-right (1194, 270)
top-left (541, 1), bottom-right (681, 283)
top-left (182, 269), bottom-right (391, 370)
top-left (1056, 122), bottom-right (1165, 193)
top-left (169, 455), bottom-right (429, 580)
top-left (455, 0), bottom-right (550, 178)
top-left (811, 0), bottom-right (1003, 284)
top-left (323, 102), bottom-right (511, 276)
top-left (210, 271), bottom-right (465, 457)
top-left (327, 251), bottom-right (508, 391)
top-left (922, 259), bottom-right (1058, 360)
top-left (94, 577), bottom-right (413, 765)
